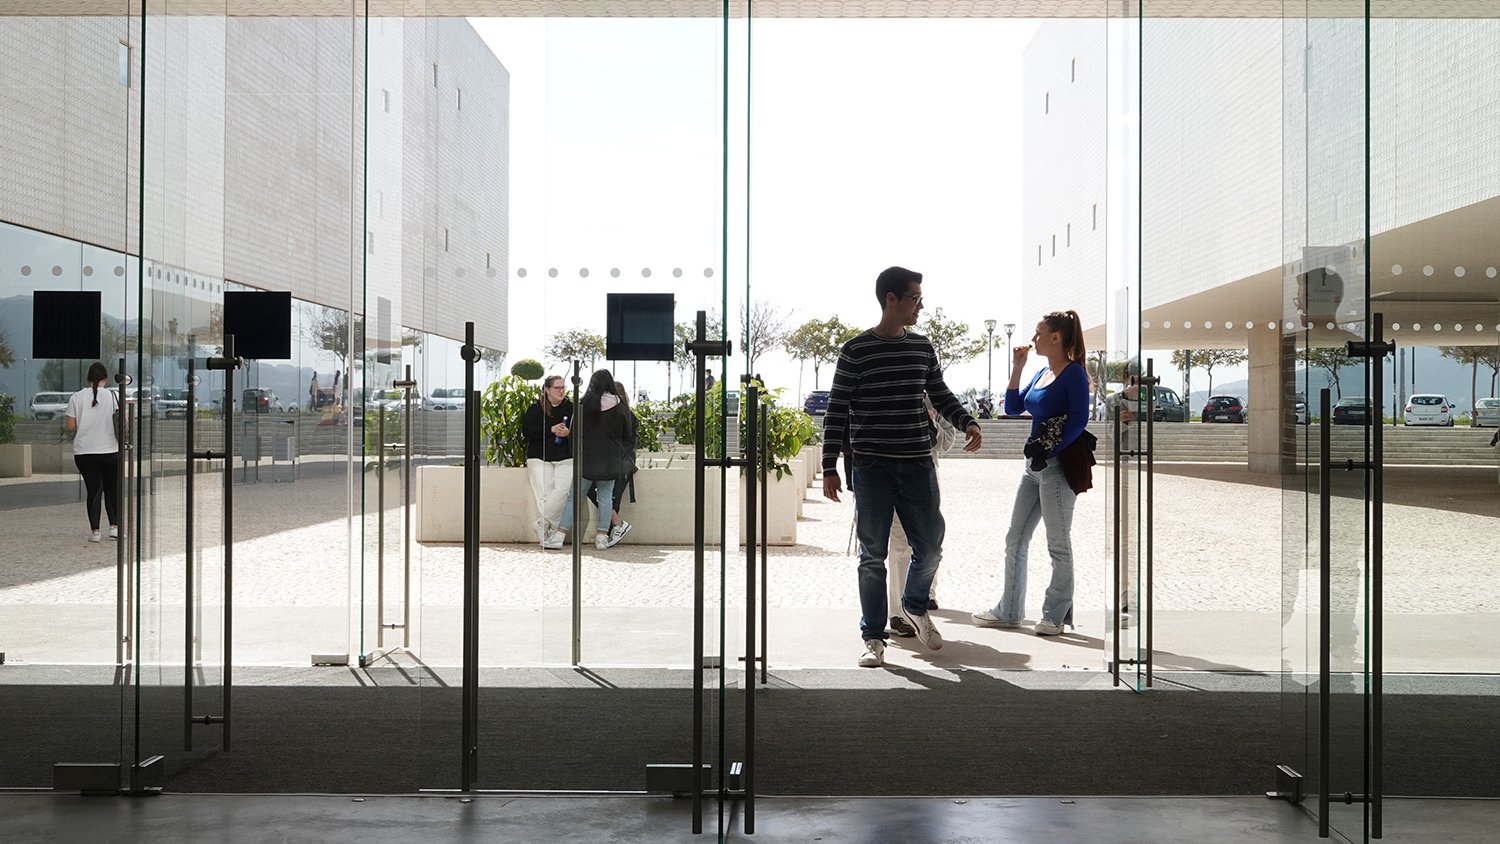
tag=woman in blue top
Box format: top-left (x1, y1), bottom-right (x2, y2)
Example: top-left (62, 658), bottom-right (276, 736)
top-left (972, 310), bottom-right (1091, 635)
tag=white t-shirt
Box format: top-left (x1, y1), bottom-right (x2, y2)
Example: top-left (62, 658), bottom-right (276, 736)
top-left (66, 385), bottom-right (121, 455)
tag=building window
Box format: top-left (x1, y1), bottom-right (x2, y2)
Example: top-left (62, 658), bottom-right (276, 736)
top-left (117, 42), bottom-right (130, 86)
top-left (1038, 245), bottom-right (1043, 266)
top-left (457, 88), bottom-right (462, 111)
top-left (433, 63), bottom-right (439, 87)
top-left (444, 228), bottom-right (450, 252)
top-left (486, 252), bottom-right (491, 269)
top-left (1051, 235), bottom-right (1057, 257)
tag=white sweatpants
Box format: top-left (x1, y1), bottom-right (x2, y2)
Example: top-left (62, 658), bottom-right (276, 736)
top-left (527, 458), bottom-right (574, 530)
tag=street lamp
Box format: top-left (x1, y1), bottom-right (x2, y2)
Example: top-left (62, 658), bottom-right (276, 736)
top-left (1004, 323), bottom-right (1016, 382)
top-left (983, 319), bottom-right (996, 399)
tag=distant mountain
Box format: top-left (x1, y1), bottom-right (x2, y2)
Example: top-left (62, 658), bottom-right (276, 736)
top-left (1182, 349), bottom-right (1498, 410)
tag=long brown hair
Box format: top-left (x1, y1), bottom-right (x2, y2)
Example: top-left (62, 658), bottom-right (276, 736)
top-left (1042, 310), bottom-right (1087, 364)
top-left (86, 361), bottom-right (109, 406)
top-left (540, 375), bottom-right (564, 419)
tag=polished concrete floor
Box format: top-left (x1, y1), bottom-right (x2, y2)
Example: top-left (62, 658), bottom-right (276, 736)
top-left (5, 793), bottom-right (1498, 844)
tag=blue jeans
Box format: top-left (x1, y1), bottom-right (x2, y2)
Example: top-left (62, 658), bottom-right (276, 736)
top-left (850, 455), bottom-right (944, 641)
top-left (991, 461), bottom-right (1077, 626)
top-left (560, 478), bottom-right (616, 534)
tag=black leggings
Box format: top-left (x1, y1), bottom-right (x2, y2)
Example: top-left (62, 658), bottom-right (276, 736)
top-left (74, 452), bottom-right (120, 530)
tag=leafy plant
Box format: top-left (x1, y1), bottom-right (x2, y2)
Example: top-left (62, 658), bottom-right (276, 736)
top-left (670, 382), bottom-right (727, 459)
top-left (670, 380), bottom-right (818, 479)
top-left (478, 375), bottom-right (538, 467)
top-left (510, 358), bottom-right (544, 380)
top-left (632, 399), bottom-right (667, 453)
top-left (0, 395), bottom-right (15, 444)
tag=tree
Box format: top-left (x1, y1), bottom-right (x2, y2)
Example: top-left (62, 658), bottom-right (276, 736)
top-left (310, 308), bottom-right (364, 370)
top-left (783, 316), bottom-right (858, 393)
top-left (1170, 348), bottom-right (1248, 396)
top-left (1298, 345), bottom-right (1353, 399)
top-left (0, 327), bottom-right (14, 368)
top-left (510, 358), bottom-right (544, 380)
top-left (673, 314), bottom-right (724, 393)
top-left (917, 307), bottom-right (987, 373)
top-left (544, 328), bottom-right (606, 372)
top-left (739, 300), bottom-right (791, 374)
top-left (1439, 346), bottom-right (1500, 405)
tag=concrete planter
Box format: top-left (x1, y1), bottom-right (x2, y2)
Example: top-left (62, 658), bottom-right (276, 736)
top-left (738, 465), bottom-right (801, 546)
top-left (29, 442), bottom-right (73, 474)
top-left (0, 443), bottom-right (32, 478)
top-left (416, 464), bottom-right (723, 545)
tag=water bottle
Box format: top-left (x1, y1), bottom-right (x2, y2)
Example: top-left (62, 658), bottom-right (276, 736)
top-left (555, 415), bottom-right (568, 446)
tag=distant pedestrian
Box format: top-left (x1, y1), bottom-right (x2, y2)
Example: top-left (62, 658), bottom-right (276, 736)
top-left (65, 362), bottom-right (121, 543)
top-left (973, 310), bottom-right (1092, 636)
top-left (308, 372), bottom-right (319, 411)
top-left (586, 381), bottom-right (636, 547)
top-left (553, 369), bottom-right (635, 551)
top-left (705, 368), bottom-right (716, 391)
top-left (522, 374), bottom-right (574, 549)
top-left (822, 266), bottom-right (981, 668)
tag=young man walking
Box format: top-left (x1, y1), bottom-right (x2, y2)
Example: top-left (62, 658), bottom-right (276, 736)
top-left (822, 266), bottom-right (982, 667)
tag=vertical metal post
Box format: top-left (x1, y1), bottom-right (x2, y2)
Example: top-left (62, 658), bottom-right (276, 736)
top-left (691, 314), bottom-right (707, 835)
top-left (221, 334), bottom-right (236, 752)
top-left (398, 365), bottom-right (416, 649)
top-left (184, 357), bottom-right (196, 751)
top-left (460, 322), bottom-right (480, 790)
top-left (1111, 406), bottom-right (1122, 687)
top-left (1144, 361), bottom-right (1155, 689)
top-left (1319, 388), bottom-right (1331, 838)
top-left (377, 406), bottom-right (386, 649)
top-left (1370, 316), bottom-right (1385, 838)
top-left (570, 360), bottom-right (583, 668)
top-left (114, 358), bottom-right (130, 669)
top-left (741, 379), bottom-right (757, 835)
top-left (759, 399), bottom-right (768, 687)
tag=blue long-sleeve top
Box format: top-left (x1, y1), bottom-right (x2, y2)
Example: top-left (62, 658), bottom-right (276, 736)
top-left (1004, 361), bottom-right (1091, 456)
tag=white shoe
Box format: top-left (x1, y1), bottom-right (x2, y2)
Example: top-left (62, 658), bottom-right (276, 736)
top-left (541, 530), bottom-right (565, 550)
top-left (594, 533), bottom-right (610, 550)
top-left (858, 639), bottom-right (886, 668)
top-left (899, 605), bottom-right (943, 650)
top-left (531, 517), bottom-right (549, 544)
top-left (971, 609), bottom-right (1021, 629)
top-left (606, 520), bottom-right (632, 548)
top-left (108, 525), bottom-right (119, 539)
top-left (89, 530), bottom-right (102, 543)
top-left (1034, 619), bottom-right (1065, 636)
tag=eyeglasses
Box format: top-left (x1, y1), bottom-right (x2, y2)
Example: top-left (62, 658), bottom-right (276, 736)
top-left (546, 384), bottom-right (566, 391)
top-left (902, 293), bottom-right (924, 304)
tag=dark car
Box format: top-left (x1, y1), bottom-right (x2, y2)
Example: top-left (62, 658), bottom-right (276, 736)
top-left (1201, 395), bottom-right (1246, 423)
top-left (1332, 396), bottom-right (1371, 425)
top-left (803, 390), bottom-right (831, 415)
top-left (242, 388), bottom-right (282, 414)
top-left (1125, 386), bottom-right (1189, 422)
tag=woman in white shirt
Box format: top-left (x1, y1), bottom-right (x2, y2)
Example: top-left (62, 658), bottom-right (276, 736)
top-left (65, 362), bottom-right (121, 542)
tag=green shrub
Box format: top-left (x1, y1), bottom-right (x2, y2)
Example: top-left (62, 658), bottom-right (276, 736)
top-left (509, 358), bottom-right (544, 380)
top-left (479, 375), bottom-right (538, 467)
top-left (0, 394), bottom-right (15, 444)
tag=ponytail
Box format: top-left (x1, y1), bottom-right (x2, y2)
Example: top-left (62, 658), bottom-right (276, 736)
top-left (1042, 310), bottom-right (1087, 364)
top-left (86, 361), bottom-right (109, 406)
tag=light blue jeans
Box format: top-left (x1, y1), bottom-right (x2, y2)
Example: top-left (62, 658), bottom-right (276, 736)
top-left (560, 478), bottom-right (615, 535)
top-left (991, 461), bottom-right (1077, 626)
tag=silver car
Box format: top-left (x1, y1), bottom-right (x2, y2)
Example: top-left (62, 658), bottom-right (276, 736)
top-left (1472, 397), bottom-right (1500, 428)
top-left (29, 391), bottom-right (71, 421)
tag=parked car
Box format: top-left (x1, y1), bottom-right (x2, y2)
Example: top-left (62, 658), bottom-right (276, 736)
top-left (1403, 393), bottom-right (1455, 427)
top-left (1293, 393), bottom-right (1308, 425)
top-left (1332, 396), bottom-right (1371, 425)
top-left (803, 390), bottom-right (831, 415)
top-left (1146, 387), bottom-right (1189, 422)
top-left (29, 391), bottom-right (71, 421)
top-left (155, 388), bottom-right (193, 419)
top-left (423, 387), bottom-right (465, 411)
top-left (1472, 397), bottom-right (1500, 428)
top-left (241, 388), bottom-right (282, 414)
top-left (1202, 395), bottom-right (1246, 423)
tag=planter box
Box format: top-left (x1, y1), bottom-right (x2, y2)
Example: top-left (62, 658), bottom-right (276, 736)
top-left (738, 466), bottom-right (800, 546)
top-left (0, 444), bottom-right (31, 478)
top-left (30, 442), bottom-right (73, 474)
top-left (416, 464), bottom-right (723, 545)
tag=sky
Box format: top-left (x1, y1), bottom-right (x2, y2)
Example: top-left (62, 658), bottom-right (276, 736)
top-left (470, 17), bottom-right (1042, 401)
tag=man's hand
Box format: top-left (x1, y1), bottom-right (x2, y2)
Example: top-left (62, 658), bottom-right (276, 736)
top-left (962, 423), bottom-right (982, 452)
top-left (823, 471), bottom-right (843, 502)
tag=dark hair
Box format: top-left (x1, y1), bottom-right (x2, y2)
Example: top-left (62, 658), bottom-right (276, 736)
top-left (541, 374), bottom-right (564, 419)
top-left (86, 361), bottom-right (109, 406)
top-left (612, 381), bottom-right (631, 413)
top-left (875, 266), bottom-right (922, 307)
top-left (583, 369), bottom-right (615, 414)
top-left (1042, 310), bottom-right (1087, 364)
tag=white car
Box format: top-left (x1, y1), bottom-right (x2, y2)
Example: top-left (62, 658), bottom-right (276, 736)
top-left (1403, 393), bottom-right (1455, 427)
top-left (29, 391), bottom-right (71, 421)
top-left (423, 387), bottom-right (466, 411)
top-left (1471, 397), bottom-right (1500, 428)
top-left (155, 388), bottom-right (192, 419)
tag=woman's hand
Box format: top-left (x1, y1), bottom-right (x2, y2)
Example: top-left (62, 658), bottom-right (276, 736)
top-left (550, 423), bottom-right (569, 438)
top-left (1012, 344), bottom-right (1031, 371)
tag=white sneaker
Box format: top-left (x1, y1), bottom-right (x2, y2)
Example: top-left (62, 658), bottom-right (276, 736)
top-left (971, 609), bottom-right (1021, 629)
top-left (858, 639), bottom-right (886, 668)
top-left (108, 525), bottom-right (119, 540)
top-left (606, 520), bottom-right (632, 548)
top-left (542, 530), bottom-right (565, 550)
top-left (89, 530), bottom-right (102, 543)
top-left (594, 533), bottom-right (610, 550)
top-left (1034, 619), bottom-right (1065, 636)
top-left (531, 517), bottom-right (549, 544)
top-left (899, 604), bottom-right (943, 650)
